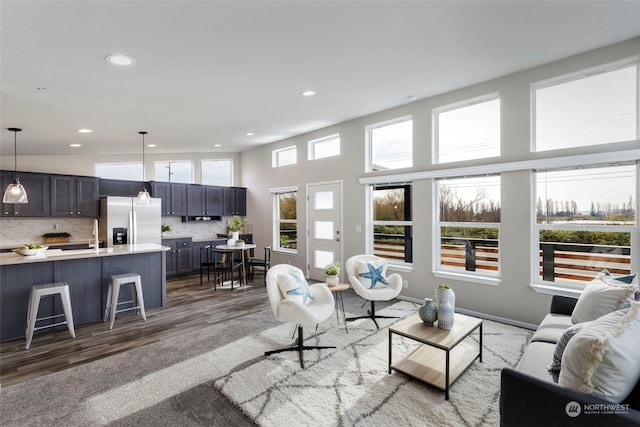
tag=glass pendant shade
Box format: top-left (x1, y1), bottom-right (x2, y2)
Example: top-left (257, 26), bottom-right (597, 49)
top-left (4, 128), bottom-right (28, 204)
top-left (3, 178), bottom-right (28, 204)
top-left (137, 187), bottom-right (150, 204)
top-left (136, 131), bottom-right (150, 204)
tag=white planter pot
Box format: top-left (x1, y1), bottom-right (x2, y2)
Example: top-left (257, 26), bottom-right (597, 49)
top-left (326, 275), bottom-right (340, 287)
top-left (231, 231), bottom-right (240, 240)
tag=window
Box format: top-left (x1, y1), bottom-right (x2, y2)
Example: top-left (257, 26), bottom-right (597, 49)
top-left (534, 164), bottom-right (637, 289)
top-left (95, 163), bottom-right (142, 180)
top-left (367, 117), bottom-right (412, 171)
top-left (370, 184), bottom-right (412, 264)
top-left (533, 62), bottom-right (637, 152)
top-left (434, 95), bottom-right (500, 164)
top-left (308, 134), bottom-right (340, 160)
top-left (273, 190), bottom-right (297, 252)
top-left (272, 146), bottom-right (297, 167)
top-left (202, 159), bottom-right (232, 186)
top-left (436, 175), bottom-right (501, 281)
top-left (154, 161), bottom-right (193, 183)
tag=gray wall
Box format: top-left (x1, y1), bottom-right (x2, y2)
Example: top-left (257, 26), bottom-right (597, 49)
top-left (240, 37), bottom-right (640, 326)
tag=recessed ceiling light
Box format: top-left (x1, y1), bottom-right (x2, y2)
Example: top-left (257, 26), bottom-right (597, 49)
top-left (245, 132), bottom-right (254, 136)
top-left (147, 144), bottom-right (157, 148)
top-left (76, 129), bottom-right (93, 133)
top-left (301, 90), bottom-right (316, 97)
top-left (214, 144), bottom-right (222, 147)
top-left (407, 95), bottom-right (418, 102)
top-left (69, 144), bottom-right (82, 148)
top-left (105, 54), bottom-right (136, 66)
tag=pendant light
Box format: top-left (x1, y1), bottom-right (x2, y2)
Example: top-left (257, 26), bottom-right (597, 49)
top-left (137, 131), bottom-right (151, 204)
top-left (3, 128), bottom-right (28, 204)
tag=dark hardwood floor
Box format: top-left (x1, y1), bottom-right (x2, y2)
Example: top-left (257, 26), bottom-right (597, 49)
top-left (0, 274), bottom-right (270, 388)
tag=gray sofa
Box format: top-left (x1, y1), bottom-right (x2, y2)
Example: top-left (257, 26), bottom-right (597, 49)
top-left (500, 295), bottom-right (640, 426)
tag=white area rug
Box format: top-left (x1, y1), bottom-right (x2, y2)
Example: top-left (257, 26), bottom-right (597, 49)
top-left (215, 301), bottom-right (532, 426)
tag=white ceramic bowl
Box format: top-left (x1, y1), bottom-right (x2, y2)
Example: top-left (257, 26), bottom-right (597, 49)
top-left (14, 246), bottom-right (48, 256)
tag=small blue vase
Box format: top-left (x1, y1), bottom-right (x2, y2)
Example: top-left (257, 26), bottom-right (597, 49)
top-left (437, 300), bottom-right (454, 330)
top-left (418, 298), bottom-right (437, 325)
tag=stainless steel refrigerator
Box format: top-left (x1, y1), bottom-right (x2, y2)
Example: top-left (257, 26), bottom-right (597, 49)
top-left (99, 196), bottom-right (162, 248)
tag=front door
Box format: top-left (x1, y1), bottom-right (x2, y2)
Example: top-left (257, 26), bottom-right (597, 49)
top-left (307, 181), bottom-right (342, 282)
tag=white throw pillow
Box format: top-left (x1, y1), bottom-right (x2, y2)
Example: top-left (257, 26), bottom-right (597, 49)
top-left (355, 260), bottom-right (389, 289)
top-left (559, 302), bottom-right (640, 403)
top-left (277, 272), bottom-right (314, 306)
top-left (570, 274), bottom-right (638, 324)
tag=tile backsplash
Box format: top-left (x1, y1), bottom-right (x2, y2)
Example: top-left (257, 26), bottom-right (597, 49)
top-left (0, 216), bottom-right (239, 248)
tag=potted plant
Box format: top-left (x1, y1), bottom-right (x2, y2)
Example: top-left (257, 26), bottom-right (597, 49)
top-left (235, 238), bottom-right (245, 248)
top-left (42, 232), bottom-right (71, 244)
top-left (161, 224), bottom-right (171, 236)
top-left (323, 261), bottom-right (341, 287)
top-left (279, 234), bottom-right (290, 248)
top-left (227, 215), bottom-right (248, 240)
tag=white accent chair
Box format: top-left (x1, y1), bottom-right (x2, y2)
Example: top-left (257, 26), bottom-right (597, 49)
top-left (265, 264), bottom-right (335, 368)
top-left (345, 254), bottom-right (403, 328)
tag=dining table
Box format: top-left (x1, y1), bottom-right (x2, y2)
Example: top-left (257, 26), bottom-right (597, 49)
top-left (215, 243), bottom-right (257, 286)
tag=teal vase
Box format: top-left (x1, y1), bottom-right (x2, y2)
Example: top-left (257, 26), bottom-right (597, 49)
top-left (418, 298), bottom-right (437, 325)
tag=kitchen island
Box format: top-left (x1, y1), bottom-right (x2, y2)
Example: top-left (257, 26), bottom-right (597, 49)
top-left (0, 244), bottom-right (169, 342)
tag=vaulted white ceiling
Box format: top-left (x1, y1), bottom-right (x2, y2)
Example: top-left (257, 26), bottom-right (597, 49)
top-left (2, 0), bottom-right (640, 156)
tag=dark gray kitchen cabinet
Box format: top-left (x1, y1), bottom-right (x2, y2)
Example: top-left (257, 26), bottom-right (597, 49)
top-left (163, 237), bottom-right (192, 277)
top-left (188, 185), bottom-right (223, 217)
top-left (50, 175), bottom-right (98, 217)
top-left (170, 183), bottom-right (187, 216)
top-left (223, 187), bottom-right (246, 216)
top-left (187, 185), bottom-right (206, 216)
top-left (1, 171), bottom-right (50, 217)
top-left (150, 181), bottom-right (171, 215)
top-left (150, 181), bottom-right (187, 216)
top-left (205, 186), bottom-right (223, 216)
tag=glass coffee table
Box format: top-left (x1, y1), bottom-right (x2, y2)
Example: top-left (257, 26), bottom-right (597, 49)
top-left (388, 312), bottom-right (482, 400)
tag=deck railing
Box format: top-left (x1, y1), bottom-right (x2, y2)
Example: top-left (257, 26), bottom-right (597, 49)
top-left (538, 242), bottom-right (631, 283)
top-left (437, 237), bottom-right (631, 284)
top-left (373, 233), bottom-right (412, 262)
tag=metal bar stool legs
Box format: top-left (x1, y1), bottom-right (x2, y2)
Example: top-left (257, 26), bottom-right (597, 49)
top-left (104, 273), bottom-right (146, 330)
top-left (25, 282), bottom-right (76, 350)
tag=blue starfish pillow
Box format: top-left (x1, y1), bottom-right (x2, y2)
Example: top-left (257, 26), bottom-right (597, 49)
top-left (355, 260), bottom-right (389, 289)
top-left (277, 272), bottom-right (314, 306)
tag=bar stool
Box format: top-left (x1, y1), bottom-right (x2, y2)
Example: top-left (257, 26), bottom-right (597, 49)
top-left (104, 273), bottom-right (146, 330)
top-left (25, 282), bottom-right (76, 350)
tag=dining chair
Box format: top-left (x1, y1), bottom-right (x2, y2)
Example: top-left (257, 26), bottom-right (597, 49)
top-left (200, 245), bottom-right (216, 285)
top-left (211, 248), bottom-right (243, 290)
top-left (247, 245), bottom-right (271, 285)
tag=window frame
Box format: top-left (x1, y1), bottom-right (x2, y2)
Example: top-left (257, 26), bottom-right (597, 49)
top-left (201, 159), bottom-right (233, 186)
top-left (530, 163), bottom-right (638, 297)
top-left (367, 182), bottom-right (413, 268)
top-left (433, 174), bottom-right (502, 286)
top-left (271, 186), bottom-right (298, 254)
top-left (365, 115), bottom-right (413, 172)
top-left (531, 58), bottom-right (639, 153)
top-left (432, 93), bottom-right (501, 165)
top-left (154, 160), bottom-right (193, 183)
top-left (308, 134), bottom-right (340, 161)
top-left (95, 162), bottom-right (142, 180)
top-left (272, 145), bottom-right (297, 168)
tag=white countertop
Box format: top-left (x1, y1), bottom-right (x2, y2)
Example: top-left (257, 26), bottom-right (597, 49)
top-left (0, 243), bottom-right (169, 266)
